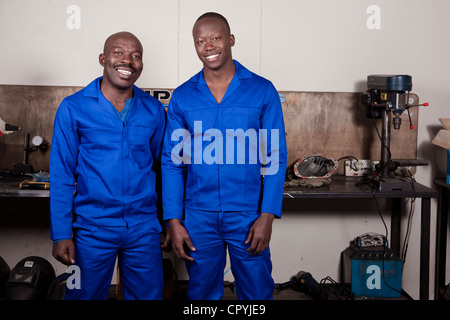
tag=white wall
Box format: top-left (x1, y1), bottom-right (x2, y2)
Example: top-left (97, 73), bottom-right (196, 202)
top-left (1, 0), bottom-right (449, 299)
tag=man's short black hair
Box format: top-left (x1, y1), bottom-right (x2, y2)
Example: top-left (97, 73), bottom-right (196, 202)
top-left (196, 12), bottom-right (231, 34)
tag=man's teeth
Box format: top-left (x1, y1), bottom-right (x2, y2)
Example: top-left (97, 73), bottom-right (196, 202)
top-left (206, 54), bottom-right (219, 60)
top-left (117, 69), bottom-right (132, 75)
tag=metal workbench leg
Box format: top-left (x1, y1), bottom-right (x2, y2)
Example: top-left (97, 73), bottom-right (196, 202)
top-left (420, 197), bottom-right (431, 300)
top-left (391, 198), bottom-right (401, 256)
top-left (435, 185), bottom-right (448, 300)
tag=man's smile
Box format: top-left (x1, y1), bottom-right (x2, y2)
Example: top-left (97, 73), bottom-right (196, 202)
top-left (115, 65), bottom-right (136, 77)
top-left (205, 53), bottom-right (220, 61)
top-left (116, 68), bottom-right (133, 75)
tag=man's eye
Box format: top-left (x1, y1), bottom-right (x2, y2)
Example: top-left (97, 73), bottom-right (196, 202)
top-left (114, 51), bottom-right (122, 55)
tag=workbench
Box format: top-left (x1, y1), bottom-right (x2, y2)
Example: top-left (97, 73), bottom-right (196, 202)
top-left (0, 175), bottom-right (438, 300)
top-left (284, 175), bottom-right (438, 300)
top-left (0, 178), bottom-right (50, 198)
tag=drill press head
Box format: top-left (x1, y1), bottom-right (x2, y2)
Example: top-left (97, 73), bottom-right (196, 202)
top-left (364, 74), bottom-right (412, 129)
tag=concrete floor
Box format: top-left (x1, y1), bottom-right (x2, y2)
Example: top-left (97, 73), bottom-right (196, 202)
top-left (153, 280), bottom-right (409, 301)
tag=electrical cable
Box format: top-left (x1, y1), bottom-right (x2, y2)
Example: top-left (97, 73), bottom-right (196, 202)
top-left (338, 155), bottom-right (360, 171)
top-left (337, 155), bottom-right (359, 162)
top-left (396, 171), bottom-right (416, 267)
top-left (442, 282), bottom-right (450, 299)
top-left (401, 197), bottom-right (416, 268)
top-left (370, 187), bottom-right (403, 297)
top-left (319, 276), bottom-right (354, 300)
top-left (370, 188), bottom-right (389, 239)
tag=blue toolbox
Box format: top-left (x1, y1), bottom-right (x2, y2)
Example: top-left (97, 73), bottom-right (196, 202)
top-left (341, 233), bottom-right (402, 298)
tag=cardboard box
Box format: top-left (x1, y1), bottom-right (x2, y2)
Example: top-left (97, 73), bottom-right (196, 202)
top-left (432, 118), bottom-right (450, 184)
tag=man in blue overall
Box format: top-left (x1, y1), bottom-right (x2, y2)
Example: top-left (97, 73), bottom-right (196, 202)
top-left (50, 32), bottom-right (166, 299)
top-left (161, 13), bottom-right (287, 300)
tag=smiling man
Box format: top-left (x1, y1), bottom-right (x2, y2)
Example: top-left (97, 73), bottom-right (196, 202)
top-left (50, 32), bottom-right (166, 300)
top-left (161, 13), bottom-right (287, 300)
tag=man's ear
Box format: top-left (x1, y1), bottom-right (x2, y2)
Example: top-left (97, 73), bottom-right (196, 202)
top-left (99, 53), bottom-right (105, 67)
top-left (230, 34), bottom-right (235, 47)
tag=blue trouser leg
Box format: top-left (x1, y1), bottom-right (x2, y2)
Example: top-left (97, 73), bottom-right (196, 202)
top-left (118, 221), bottom-right (163, 300)
top-left (184, 210), bottom-right (226, 300)
top-left (65, 219), bottom-right (163, 300)
top-left (65, 223), bottom-right (116, 300)
top-left (225, 229), bottom-right (274, 299)
top-left (184, 209), bottom-right (274, 300)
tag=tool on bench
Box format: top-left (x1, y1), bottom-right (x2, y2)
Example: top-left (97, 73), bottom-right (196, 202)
top-left (360, 75), bottom-right (429, 191)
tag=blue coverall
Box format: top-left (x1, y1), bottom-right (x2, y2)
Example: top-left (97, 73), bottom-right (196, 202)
top-left (50, 77), bottom-right (165, 299)
top-left (161, 60), bottom-right (287, 299)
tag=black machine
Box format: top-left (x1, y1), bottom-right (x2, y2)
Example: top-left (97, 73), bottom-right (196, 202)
top-left (278, 271), bottom-right (327, 300)
top-left (0, 256), bottom-right (11, 299)
top-left (362, 75), bottom-right (428, 191)
top-left (12, 133), bottom-right (48, 176)
top-left (5, 256), bottom-right (56, 300)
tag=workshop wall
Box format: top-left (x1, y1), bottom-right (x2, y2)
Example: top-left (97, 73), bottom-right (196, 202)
top-left (1, 0), bottom-right (450, 299)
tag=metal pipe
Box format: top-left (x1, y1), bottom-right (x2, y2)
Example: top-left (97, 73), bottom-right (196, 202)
top-left (380, 109), bottom-right (391, 177)
top-left (22, 133), bottom-right (29, 164)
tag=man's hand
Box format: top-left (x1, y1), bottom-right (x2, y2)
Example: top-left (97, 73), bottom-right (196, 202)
top-left (52, 239), bottom-right (76, 265)
top-left (168, 219), bottom-right (196, 261)
top-left (245, 212), bottom-right (275, 255)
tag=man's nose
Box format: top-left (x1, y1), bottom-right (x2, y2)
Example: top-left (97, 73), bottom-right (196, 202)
top-left (121, 53), bottom-right (132, 63)
top-left (205, 40), bottom-right (214, 50)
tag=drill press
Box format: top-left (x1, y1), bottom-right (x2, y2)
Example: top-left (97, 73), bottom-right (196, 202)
top-left (362, 75), bottom-right (428, 191)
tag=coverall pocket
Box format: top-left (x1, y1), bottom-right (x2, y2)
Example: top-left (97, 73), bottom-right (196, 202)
top-left (127, 125), bottom-right (155, 167)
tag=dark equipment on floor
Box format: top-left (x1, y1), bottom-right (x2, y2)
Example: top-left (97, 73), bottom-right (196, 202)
top-left (278, 271), bottom-right (328, 300)
top-left (0, 256), bottom-right (11, 299)
top-left (5, 256), bottom-right (56, 300)
top-left (47, 272), bottom-right (71, 300)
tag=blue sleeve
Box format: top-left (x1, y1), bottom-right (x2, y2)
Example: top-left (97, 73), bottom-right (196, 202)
top-left (150, 102), bottom-right (166, 223)
top-left (161, 94), bottom-right (187, 221)
top-left (259, 83), bottom-right (287, 218)
top-left (49, 99), bottom-right (79, 240)
top-left (150, 101), bottom-right (166, 164)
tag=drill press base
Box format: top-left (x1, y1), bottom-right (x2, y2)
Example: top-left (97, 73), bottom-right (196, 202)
top-left (367, 176), bottom-right (414, 192)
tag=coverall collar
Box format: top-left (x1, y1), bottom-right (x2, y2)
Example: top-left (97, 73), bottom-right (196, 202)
top-left (191, 60), bottom-right (253, 105)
